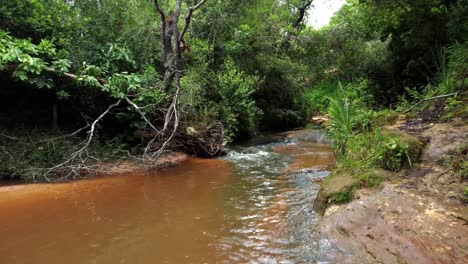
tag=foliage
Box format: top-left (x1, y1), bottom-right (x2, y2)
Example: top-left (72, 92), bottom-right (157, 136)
top-left (373, 109), bottom-right (399, 126)
top-left (305, 81), bottom-right (337, 114)
top-left (0, 0), bottom-right (466, 182)
top-left (325, 81), bottom-right (375, 154)
top-left (331, 190), bottom-right (353, 204)
top-left (215, 59), bottom-right (262, 141)
top-left (326, 84), bottom-right (354, 154)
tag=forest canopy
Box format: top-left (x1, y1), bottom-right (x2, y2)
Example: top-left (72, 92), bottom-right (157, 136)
top-left (0, 0), bottom-right (466, 181)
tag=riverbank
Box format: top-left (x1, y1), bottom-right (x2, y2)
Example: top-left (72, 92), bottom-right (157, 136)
top-left (317, 116), bottom-right (468, 263)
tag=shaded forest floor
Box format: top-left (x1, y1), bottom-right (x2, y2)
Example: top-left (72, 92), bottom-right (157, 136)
top-left (320, 115), bottom-right (468, 263)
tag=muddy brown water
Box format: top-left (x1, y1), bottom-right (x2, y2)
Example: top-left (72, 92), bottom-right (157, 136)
top-left (0, 131), bottom-right (335, 263)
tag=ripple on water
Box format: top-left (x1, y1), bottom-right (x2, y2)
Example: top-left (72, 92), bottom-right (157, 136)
top-left (219, 133), bottom-right (335, 263)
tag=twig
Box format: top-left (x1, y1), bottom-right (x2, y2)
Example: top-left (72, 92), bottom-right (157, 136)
top-left (125, 96), bottom-right (160, 133)
top-left (38, 123), bottom-right (90, 143)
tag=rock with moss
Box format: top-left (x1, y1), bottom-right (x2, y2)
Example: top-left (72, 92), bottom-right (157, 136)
top-left (314, 172), bottom-right (356, 215)
top-left (314, 168), bottom-right (392, 214)
top-left (379, 129), bottom-right (425, 171)
top-left (374, 110), bottom-right (399, 126)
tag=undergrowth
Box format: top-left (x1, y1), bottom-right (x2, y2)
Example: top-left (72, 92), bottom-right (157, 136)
top-left (0, 129), bottom-right (127, 182)
top-left (322, 84), bottom-right (425, 204)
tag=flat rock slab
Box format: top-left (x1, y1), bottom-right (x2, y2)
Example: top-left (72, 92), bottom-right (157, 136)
top-left (320, 184), bottom-right (468, 264)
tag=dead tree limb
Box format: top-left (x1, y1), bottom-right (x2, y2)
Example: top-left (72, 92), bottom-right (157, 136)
top-left (0, 133), bottom-right (18, 140)
top-left (124, 96), bottom-right (160, 133)
top-left (179, 0), bottom-right (208, 43)
top-left (403, 92), bottom-right (458, 113)
top-left (45, 100), bottom-right (122, 177)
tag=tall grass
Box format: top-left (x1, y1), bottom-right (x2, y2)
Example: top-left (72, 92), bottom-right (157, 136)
top-left (326, 82), bottom-right (354, 154)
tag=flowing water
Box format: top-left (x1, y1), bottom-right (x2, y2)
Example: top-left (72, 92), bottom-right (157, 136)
top-left (0, 130), bottom-right (335, 264)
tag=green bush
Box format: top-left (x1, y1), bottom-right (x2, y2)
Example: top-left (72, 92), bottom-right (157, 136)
top-left (325, 82), bottom-right (375, 154)
top-left (216, 59), bottom-right (262, 141)
top-left (306, 81), bottom-right (337, 114)
top-left (326, 84), bottom-right (354, 154)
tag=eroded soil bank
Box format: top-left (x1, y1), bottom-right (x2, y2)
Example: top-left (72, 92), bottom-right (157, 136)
top-left (319, 118), bottom-right (468, 263)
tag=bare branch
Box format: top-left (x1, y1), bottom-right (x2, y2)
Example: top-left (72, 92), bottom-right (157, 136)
top-left (403, 92), bottom-right (459, 113)
top-left (38, 123), bottom-right (90, 143)
top-left (124, 96), bottom-right (160, 133)
top-left (45, 100), bottom-right (122, 175)
top-left (179, 0), bottom-right (208, 42)
top-left (153, 0), bottom-right (166, 22)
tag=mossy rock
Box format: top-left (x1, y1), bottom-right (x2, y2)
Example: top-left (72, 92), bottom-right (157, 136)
top-left (314, 172), bottom-right (356, 215)
top-left (314, 168), bottom-right (393, 214)
top-left (374, 110), bottom-right (399, 126)
top-left (381, 129), bottom-right (425, 170)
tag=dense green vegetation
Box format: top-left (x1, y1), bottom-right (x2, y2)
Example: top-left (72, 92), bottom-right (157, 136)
top-left (0, 0), bottom-right (466, 181)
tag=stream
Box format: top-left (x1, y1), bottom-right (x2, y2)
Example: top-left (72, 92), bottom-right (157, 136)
top-left (0, 130), bottom-right (335, 264)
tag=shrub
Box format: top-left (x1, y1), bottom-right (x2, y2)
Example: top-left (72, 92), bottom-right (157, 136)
top-left (326, 82), bottom-right (375, 154)
top-left (326, 83), bottom-right (354, 154)
top-left (216, 59), bottom-right (262, 141)
top-left (373, 109), bottom-right (399, 126)
top-left (306, 81), bottom-right (337, 114)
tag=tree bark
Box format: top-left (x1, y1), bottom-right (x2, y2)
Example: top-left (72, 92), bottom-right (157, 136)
top-left (154, 0), bottom-right (208, 93)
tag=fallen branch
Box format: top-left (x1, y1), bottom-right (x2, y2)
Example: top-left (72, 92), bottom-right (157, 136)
top-left (125, 96), bottom-right (160, 133)
top-left (45, 100), bottom-right (122, 177)
top-left (403, 92), bottom-right (458, 113)
top-left (0, 133), bottom-right (18, 140)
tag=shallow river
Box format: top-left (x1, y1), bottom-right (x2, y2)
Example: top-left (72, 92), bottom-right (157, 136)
top-left (0, 130), bottom-right (335, 263)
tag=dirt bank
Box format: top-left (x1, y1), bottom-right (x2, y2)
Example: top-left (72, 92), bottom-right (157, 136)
top-left (0, 151), bottom-right (189, 187)
top-left (319, 117), bottom-right (468, 263)
top-left (95, 152), bottom-right (189, 175)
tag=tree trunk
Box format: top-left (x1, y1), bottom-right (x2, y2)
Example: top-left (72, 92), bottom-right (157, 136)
top-left (154, 0), bottom-right (207, 92)
top-left (281, 0), bottom-right (314, 51)
top-left (52, 102), bottom-right (58, 130)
